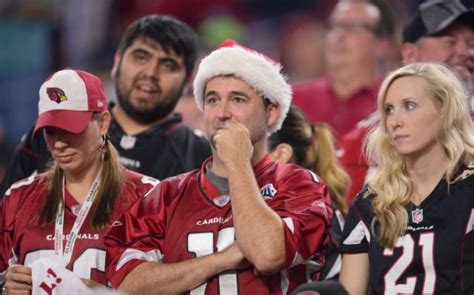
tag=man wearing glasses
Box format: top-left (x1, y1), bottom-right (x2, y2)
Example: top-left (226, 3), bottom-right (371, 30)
top-left (291, 0), bottom-right (395, 138)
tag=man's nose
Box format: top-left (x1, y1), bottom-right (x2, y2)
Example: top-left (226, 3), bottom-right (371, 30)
top-left (142, 60), bottom-right (160, 80)
top-left (216, 100), bottom-right (232, 120)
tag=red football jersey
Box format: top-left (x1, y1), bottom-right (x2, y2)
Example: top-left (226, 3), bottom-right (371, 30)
top-left (0, 169), bottom-right (159, 285)
top-left (105, 155), bottom-right (333, 294)
top-left (338, 113), bottom-right (379, 205)
top-left (292, 76), bottom-right (380, 138)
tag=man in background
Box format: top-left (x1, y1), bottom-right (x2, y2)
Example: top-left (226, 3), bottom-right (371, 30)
top-left (292, 0), bottom-right (395, 138)
top-left (340, 0), bottom-right (474, 204)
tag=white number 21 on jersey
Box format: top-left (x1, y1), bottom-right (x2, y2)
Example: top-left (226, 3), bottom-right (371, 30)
top-left (384, 233), bottom-right (435, 294)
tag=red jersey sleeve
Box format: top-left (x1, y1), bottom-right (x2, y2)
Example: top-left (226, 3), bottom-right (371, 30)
top-left (0, 174), bottom-right (39, 283)
top-left (104, 180), bottom-right (168, 288)
top-left (0, 197), bottom-right (13, 282)
top-left (265, 165), bottom-right (333, 270)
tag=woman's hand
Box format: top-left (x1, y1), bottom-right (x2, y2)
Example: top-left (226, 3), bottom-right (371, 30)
top-left (80, 278), bottom-right (103, 288)
top-left (4, 264), bottom-right (32, 294)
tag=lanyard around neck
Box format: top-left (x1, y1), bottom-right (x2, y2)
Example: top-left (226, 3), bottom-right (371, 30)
top-left (54, 169), bottom-right (102, 266)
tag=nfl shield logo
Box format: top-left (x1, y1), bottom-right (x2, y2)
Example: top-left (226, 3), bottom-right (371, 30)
top-left (411, 208), bottom-right (423, 224)
top-left (213, 195), bottom-right (230, 207)
top-left (120, 135), bottom-right (137, 150)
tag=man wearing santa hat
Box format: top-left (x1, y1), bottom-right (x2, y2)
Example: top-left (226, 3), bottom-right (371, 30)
top-left (105, 39), bottom-right (333, 294)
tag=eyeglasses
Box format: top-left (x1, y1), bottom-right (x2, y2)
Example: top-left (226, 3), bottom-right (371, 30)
top-left (327, 21), bottom-right (380, 35)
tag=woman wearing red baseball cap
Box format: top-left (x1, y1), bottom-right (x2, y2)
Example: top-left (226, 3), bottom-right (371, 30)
top-left (0, 69), bottom-right (160, 293)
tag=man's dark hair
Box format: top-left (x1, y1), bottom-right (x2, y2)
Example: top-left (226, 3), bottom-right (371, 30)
top-left (117, 14), bottom-right (199, 79)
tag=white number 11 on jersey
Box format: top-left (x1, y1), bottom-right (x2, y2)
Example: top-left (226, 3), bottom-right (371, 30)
top-left (188, 227), bottom-right (238, 295)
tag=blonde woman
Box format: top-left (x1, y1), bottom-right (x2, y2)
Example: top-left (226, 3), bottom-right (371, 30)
top-left (268, 104), bottom-right (350, 280)
top-left (339, 63), bottom-right (474, 294)
top-left (0, 69), bottom-right (159, 293)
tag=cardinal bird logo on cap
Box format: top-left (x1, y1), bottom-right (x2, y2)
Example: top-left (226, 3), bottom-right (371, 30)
top-left (47, 87), bottom-right (68, 104)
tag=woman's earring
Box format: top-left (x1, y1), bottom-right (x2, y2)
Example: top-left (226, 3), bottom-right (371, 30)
top-left (99, 134), bottom-right (108, 159)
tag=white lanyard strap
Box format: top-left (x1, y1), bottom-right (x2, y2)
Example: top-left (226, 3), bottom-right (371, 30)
top-left (54, 169), bottom-right (101, 266)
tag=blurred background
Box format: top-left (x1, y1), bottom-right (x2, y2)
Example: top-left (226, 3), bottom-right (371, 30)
top-left (0, 0), bottom-right (471, 162)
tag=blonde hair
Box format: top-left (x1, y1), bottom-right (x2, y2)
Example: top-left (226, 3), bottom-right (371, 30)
top-left (269, 105), bottom-right (350, 215)
top-left (39, 114), bottom-right (124, 229)
top-left (366, 62), bottom-right (474, 247)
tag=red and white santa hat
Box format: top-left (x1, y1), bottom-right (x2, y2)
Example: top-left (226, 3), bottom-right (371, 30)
top-left (193, 39), bottom-right (292, 133)
top-left (33, 69), bottom-right (107, 137)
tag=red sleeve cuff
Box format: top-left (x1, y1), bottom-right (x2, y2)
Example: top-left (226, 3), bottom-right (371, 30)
top-left (109, 259), bottom-right (147, 288)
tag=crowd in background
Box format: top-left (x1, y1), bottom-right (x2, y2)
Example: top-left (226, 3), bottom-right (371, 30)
top-left (0, 0), bottom-right (473, 293)
top-left (0, 0), bottom-right (424, 152)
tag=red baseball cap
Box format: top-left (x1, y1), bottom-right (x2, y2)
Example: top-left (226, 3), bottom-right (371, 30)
top-left (33, 69), bottom-right (107, 137)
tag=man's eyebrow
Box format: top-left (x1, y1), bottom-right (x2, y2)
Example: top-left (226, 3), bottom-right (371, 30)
top-left (229, 91), bottom-right (250, 98)
top-left (130, 48), bottom-right (150, 55)
top-left (205, 90), bottom-right (218, 97)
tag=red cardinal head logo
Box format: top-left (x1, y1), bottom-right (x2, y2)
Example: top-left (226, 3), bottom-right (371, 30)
top-left (46, 87), bottom-right (68, 104)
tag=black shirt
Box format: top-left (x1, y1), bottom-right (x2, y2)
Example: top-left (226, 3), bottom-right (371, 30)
top-left (340, 167), bottom-right (474, 294)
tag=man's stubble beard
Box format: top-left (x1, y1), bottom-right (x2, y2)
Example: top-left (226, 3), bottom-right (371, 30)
top-left (114, 72), bottom-right (185, 124)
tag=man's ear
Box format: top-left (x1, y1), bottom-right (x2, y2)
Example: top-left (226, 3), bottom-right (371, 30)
top-left (269, 143), bottom-right (294, 164)
top-left (400, 42), bottom-right (419, 64)
top-left (110, 51), bottom-right (121, 80)
top-left (266, 103), bottom-right (281, 130)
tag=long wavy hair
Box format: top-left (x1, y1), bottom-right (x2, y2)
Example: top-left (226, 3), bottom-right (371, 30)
top-left (365, 62), bottom-right (474, 248)
top-left (269, 105), bottom-right (350, 215)
top-left (39, 113), bottom-right (125, 229)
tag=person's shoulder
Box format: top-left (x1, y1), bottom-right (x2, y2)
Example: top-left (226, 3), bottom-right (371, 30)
top-left (452, 164), bottom-right (474, 198)
top-left (163, 119), bottom-right (209, 148)
top-left (125, 168), bottom-right (199, 195)
top-left (17, 123), bottom-right (48, 153)
top-left (3, 172), bottom-right (47, 203)
top-left (160, 168), bottom-right (200, 189)
top-left (166, 124), bottom-right (211, 162)
top-left (124, 169), bottom-right (160, 186)
top-left (350, 186), bottom-right (375, 215)
top-left (453, 164), bottom-right (474, 182)
top-left (292, 77), bottom-right (330, 107)
top-left (270, 161), bottom-right (324, 187)
top-left (169, 123), bottom-right (207, 142)
top-left (345, 112), bottom-right (379, 138)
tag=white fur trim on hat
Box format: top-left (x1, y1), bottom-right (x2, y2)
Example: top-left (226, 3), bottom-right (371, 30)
top-left (193, 44), bottom-right (292, 133)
